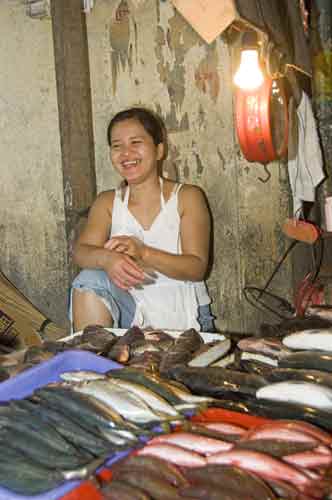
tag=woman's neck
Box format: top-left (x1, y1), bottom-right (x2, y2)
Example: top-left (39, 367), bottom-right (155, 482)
top-left (128, 175), bottom-right (161, 203)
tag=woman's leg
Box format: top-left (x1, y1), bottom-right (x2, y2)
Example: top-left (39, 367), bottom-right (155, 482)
top-left (69, 269), bottom-right (136, 333)
top-left (72, 289), bottom-right (113, 332)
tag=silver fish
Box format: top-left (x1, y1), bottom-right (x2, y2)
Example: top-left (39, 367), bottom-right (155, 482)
top-left (60, 370), bottom-right (106, 382)
top-left (257, 381), bottom-right (332, 411)
top-left (282, 329), bottom-right (332, 352)
top-left (72, 379), bottom-right (167, 424)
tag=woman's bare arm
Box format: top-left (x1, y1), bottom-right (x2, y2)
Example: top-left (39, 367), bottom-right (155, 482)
top-left (73, 191), bottom-right (145, 289)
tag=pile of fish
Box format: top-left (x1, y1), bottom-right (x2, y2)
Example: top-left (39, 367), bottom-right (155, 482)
top-left (102, 418), bottom-right (332, 499)
top-left (0, 367), bottom-right (213, 496)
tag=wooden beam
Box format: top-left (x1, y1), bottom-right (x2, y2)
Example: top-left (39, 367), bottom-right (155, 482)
top-left (50, 0), bottom-right (96, 283)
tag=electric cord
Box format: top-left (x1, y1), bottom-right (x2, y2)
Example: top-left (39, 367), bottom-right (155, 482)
top-left (243, 233), bottom-right (324, 319)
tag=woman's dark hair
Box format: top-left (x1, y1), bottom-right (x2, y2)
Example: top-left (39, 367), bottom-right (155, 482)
top-left (107, 107), bottom-right (165, 147)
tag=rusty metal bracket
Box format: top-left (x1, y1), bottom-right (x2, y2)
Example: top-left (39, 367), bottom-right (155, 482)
top-left (25, 0), bottom-right (50, 19)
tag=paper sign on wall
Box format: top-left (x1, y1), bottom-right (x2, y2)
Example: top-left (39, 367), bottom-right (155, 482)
top-left (170, 0), bottom-right (238, 44)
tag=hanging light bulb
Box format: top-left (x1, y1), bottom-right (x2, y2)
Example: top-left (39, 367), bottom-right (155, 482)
top-left (233, 31), bottom-right (265, 91)
top-left (234, 49), bottom-right (264, 90)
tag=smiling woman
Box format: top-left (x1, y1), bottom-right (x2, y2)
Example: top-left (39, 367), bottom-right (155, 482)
top-left (69, 107), bottom-right (215, 333)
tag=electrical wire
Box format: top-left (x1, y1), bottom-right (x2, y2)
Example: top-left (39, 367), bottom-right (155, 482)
top-left (243, 232), bottom-right (325, 319)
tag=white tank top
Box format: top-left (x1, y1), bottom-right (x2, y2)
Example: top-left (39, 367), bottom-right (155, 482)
top-left (110, 178), bottom-right (210, 330)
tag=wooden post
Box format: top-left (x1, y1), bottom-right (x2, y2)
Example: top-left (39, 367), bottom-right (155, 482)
top-left (50, 0), bottom-right (96, 285)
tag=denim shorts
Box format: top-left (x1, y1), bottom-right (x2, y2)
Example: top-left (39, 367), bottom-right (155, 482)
top-left (69, 269), bottom-right (216, 332)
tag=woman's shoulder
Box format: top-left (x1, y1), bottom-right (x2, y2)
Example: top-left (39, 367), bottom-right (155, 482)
top-left (179, 182), bottom-right (207, 199)
top-left (178, 183), bottom-right (208, 213)
top-left (90, 189), bottom-right (116, 215)
top-left (95, 189), bottom-right (116, 203)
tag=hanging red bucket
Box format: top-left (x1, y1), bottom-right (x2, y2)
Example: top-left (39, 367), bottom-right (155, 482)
top-left (235, 78), bottom-right (289, 164)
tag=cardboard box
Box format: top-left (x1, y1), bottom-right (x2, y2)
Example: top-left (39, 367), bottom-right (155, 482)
top-left (0, 270), bottom-right (65, 348)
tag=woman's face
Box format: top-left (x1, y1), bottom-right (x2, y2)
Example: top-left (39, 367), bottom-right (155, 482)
top-left (110, 118), bottom-right (163, 184)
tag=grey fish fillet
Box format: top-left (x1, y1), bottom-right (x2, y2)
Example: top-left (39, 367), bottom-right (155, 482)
top-left (235, 438), bottom-right (315, 457)
top-left (266, 368), bottom-right (332, 388)
top-left (113, 454), bottom-right (189, 487)
top-left (101, 480), bottom-right (151, 500)
top-left (279, 350), bottom-right (332, 372)
top-left (168, 366), bottom-right (266, 397)
top-left (181, 464), bottom-right (277, 500)
top-left (114, 469), bottom-right (186, 500)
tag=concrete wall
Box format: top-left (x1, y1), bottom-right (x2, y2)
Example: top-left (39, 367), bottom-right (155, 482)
top-left (0, 3), bottom-right (68, 325)
top-left (0, 0), bottom-right (293, 333)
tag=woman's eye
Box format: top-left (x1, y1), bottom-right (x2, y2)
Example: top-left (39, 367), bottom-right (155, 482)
top-left (111, 144), bottom-right (120, 150)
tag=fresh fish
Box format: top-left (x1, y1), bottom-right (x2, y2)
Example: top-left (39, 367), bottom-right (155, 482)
top-left (159, 379), bottom-right (214, 404)
top-left (108, 326), bottom-right (145, 362)
top-left (101, 480), bottom-right (151, 500)
top-left (107, 343), bottom-right (130, 363)
top-left (265, 477), bottom-right (310, 500)
top-left (137, 442), bottom-right (207, 467)
top-left (205, 450), bottom-right (317, 493)
top-left (279, 350), bottom-right (332, 372)
top-left (256, 381), bottom-right (332, 411)
top-left (235, 439), bottom-right (316, 457)
top-left (143, 330), bottom-right (174, 343)
top-left (282, 329), bottom-right (332, 351)
top-left (238, 337), bottom-right (291, 360)
top-left (60, 370), bottom-right (107, 382)
top-left (244, 419), bottom-right (332, 446)
top-left (71, 379), bottom-right (166, 424)
top-left (178, 483), bottom-right (252, 499)
top-left (188, 339), bottom-right (231, 367)
top-left (211, 352), bottom-right (236, 368)
top-left (130, 340), bottom-right (161, 356)
top-left (269, 316), bottom-right (332, 335)
top-left (35, 385), bottom-right (127, 429)
top-left (305, 305), bottom-right (332, 322)
top-left (283, 449), bottom-right (332, 469)
top-left (112, 454), bottom-right (189, 487)
top-left (242, 424), bottom-right (319, 445)
top-left (20, 399), bottom-right (109, 456)
top-left (159, 329), bottom-right (203, 375)
top-left (168, 366), bottom-right (266, 397)
top-left (190, 421), bottom-right (247, 436)
top-left (182, 422), bottom-right (241, 443)
top-left (240, 360), bottom-right (274, 378)
top-left (148, 432), bottom-right (234, 455)
top-left (266, 367), bottom-right (332, 389)
top-left (0, 457), bottom-right (65, 495)
top-left (104, 377), bottom-right (180, 417)
top-left (106, 368), bottom-right (184, 405)
top-left (113, 469), bottom-right (186, 500)
top-left (240, 351), bottom-right (278, 367)
top-left (181, 464), bottom-right (277, 500)
top-left (0, 428), bottom-right (85, 470)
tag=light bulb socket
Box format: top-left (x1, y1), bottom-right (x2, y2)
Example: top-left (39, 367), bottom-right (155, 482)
top-left (241, 30), bottom-right (259, 50)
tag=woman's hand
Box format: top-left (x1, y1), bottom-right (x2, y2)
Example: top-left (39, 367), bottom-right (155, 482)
top-left (104, 236), bottom-right (146, 261)
top-left (104, 250), bottom-right (145, 290)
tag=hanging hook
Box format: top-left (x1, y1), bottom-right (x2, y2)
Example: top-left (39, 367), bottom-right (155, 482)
top-left (258, 164), bottom-right (271, 183)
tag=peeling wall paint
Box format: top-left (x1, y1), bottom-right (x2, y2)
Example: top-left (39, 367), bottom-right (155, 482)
top-left (0, 3), bottom-right (67, 325)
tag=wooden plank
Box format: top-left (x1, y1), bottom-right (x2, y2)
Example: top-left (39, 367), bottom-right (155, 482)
top-left (50, 0), bottom-right (96, 283)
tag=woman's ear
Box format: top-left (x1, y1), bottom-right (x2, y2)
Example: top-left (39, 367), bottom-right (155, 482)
top-left (157, 143), bottom-right (165, 161)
